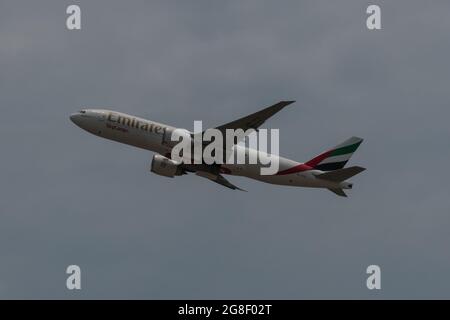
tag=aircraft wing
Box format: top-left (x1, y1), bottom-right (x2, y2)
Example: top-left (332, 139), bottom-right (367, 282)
top-left (192, 100), bottom-right (295, 148)
top-left (195, 171), bottom-right (246, 191)
top-left (182, 101), bottom-right (296, 188)
top-left (214, 100), bottom-right (295, 134)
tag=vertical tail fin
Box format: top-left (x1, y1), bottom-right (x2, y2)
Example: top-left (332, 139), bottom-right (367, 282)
top-left (305, 136), bottom-right (363, 171)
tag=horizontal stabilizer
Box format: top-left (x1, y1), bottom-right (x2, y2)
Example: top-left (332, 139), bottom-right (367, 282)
top-left (327, 188), bottom-right (347, 197)
top-left (317, 166), bottom-right (366, 182)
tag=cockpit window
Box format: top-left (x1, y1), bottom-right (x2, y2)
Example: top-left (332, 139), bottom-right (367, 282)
top-left (79, 110), bottom-right (86, 114)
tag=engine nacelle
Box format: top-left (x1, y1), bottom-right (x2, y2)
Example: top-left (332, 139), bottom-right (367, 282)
top-left (150, 154), bottom-right (183, 178)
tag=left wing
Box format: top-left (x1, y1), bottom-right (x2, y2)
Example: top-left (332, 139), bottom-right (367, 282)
top-left (195, 171), bottom-right (246, 191)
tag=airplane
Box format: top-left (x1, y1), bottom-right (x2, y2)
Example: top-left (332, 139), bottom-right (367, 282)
top-left (70, 101), bottom-right (365, 197)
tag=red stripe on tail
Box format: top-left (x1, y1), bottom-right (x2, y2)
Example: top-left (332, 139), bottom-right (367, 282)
top-left (304, 150), bottom-right (333, 168)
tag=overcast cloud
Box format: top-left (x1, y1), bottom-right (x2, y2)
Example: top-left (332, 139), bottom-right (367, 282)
top-left (1, 0), bottom-right (450, 299)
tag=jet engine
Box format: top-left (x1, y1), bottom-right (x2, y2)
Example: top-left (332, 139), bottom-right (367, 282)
top-left (150, 154), bottom-right (184, 178)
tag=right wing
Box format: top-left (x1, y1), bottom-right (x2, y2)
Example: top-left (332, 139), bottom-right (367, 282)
top-left (180, 101), bottom-right (296, 189)
top-left (190, 100), bottom-right (295, 160)
top-left (215, 100), bottom-right (295, 135)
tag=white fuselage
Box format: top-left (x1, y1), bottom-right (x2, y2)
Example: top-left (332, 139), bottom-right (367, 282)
top-left (70, 109), bottom-right (349, 190)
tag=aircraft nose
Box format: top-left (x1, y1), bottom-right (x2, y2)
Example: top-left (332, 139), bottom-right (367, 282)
top-left (70, 113), bottom-right (80, 125)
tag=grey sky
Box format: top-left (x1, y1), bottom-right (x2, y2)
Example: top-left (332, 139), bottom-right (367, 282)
top-left (1, 0), bottom-right (450, 299)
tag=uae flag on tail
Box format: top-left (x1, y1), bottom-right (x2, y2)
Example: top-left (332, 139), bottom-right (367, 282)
top-left (305, 136), bottom-right (363, 171)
